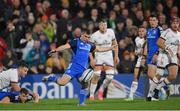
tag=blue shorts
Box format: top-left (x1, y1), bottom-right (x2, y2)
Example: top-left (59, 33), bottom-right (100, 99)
top-left (64, 63), bottom-right (86, 79)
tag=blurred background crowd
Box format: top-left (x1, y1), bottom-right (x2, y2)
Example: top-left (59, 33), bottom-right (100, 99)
top-left (0, 0), bottom-right (180, 74)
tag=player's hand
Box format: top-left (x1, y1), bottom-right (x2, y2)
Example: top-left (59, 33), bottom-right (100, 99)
top-left (111, 44), bottom-right (118, 50)
top-left (165, 45), bottom-right (174, 56)
top-left (90, 59), bottom-right (96, 68)
top-left (48, 50), bottom-right (57, 56)
top-left (114, 56), bottom-right (120, 65)
top-left (32, 93), bottom-right (40, 103)
top-left (152, 54), bottom-right (158, 64)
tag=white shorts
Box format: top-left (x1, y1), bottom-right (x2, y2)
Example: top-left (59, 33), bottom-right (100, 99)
top-left (95, 52), bottom-right (114, 67)
top-left (157, 52), bottom-right (178, 68)
top-left (135, 56), bottom-right (143, 68)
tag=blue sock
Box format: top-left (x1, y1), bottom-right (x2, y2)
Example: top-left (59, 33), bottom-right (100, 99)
top-left (79, 89), bottom-right (88, 105)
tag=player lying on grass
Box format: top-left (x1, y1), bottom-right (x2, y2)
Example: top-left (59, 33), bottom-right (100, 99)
top-left (0, 88), bottom-right (39, 104)
top-left (125, 26), bottom-right (146, 101)
top-left (42, 32), bottom-right (117, 106)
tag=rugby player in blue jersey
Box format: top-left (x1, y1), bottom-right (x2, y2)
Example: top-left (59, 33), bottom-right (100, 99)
top-left (42, 32), bottom-right (117, 106)
top-left (146, 14), bottom-right (163, 101)
top-left (0, 88), bottom-right (39, 104)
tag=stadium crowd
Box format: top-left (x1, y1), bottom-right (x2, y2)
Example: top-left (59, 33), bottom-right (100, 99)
top-left (0, 0), bottom-right (180, 74)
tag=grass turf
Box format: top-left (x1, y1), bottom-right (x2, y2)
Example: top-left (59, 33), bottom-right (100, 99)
top-left (0, 97), bottom-right (180, 110)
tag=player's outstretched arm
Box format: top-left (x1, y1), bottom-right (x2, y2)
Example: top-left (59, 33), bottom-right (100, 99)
top-left (95, 45), bottom-right (118, 52)
top-left (48, 43), bottom-right (71, 55)
top-left (10, 82), bottom-right (21, 91)
top-left (0, 97), bottom-right (11, 104)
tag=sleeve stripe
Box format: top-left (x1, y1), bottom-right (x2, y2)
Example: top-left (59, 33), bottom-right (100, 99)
top-left (10, 81), bottom-right (19, 83)
top-left (160, 37), bottom-right (166, 40)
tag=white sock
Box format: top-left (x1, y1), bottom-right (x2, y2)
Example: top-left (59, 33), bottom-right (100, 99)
top-left (90, 83), bottom-right (97, 97)
top-left (157, 78), bottom-right (170, 90)
top-left (101, 78), bottom-right (111, 90)
top-left (129, 81), bottom-right (138, 98)
top-left (147, 77), bottom-right (159, 97)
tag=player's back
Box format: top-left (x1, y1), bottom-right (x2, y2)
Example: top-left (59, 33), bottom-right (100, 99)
top-left (147, 26), bottom-right (163, 57)
top-left (0, 91), bottom-right (19, 101)
top-left (0, 69), bottom-right (18, 89)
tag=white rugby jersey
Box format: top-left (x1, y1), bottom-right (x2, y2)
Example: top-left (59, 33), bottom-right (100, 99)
top-left (90, 28), bottom-right (116, 56)
top-left (160, 28), bottom-right (180, 55)
top-left (135, 36), bottom-right (145, 55)
top-left (0, 69), bottom-right (19, 89)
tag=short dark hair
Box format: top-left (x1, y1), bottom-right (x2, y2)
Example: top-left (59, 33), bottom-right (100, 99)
top-left (20, 88), bottom-right (29, 95)
top-left (149, 14), bottom-right (158, 18)
top-left (17, 60), bottom-right (29, 68)
top-left (99, 19), bottom-right (107, 23)
top-left (170, 16), bottom-right (180, 23)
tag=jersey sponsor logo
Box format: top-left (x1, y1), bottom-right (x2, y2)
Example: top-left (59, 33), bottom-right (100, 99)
top-left (147, 35), bottom-right (156, 38)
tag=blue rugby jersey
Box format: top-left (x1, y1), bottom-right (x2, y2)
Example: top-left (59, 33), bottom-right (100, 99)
top-left (69, 38), bottom-right (96, 69)
top-left (0, 91), bottom-right (20, 102)
top-left (147, 26), bottom-right (163, 58)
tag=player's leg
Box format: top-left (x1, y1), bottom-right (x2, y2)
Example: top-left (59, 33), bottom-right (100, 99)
top-left (147, 54), bottom-right (159, 100)
top-left (154, 64), bottom-right (178, 99)
top-left (98, 66), bottom-right (114, 100)
top-left (127, 67), bottom-right (140, 100)
top-left (42, 74), bottom-right (71, 85)
top-left (127, 57), bottom-right (142, 100)
top-left (79, 81), bottom-right (89, 106)
top-left (89, 66), bottom-right (102, 100)
top-left (42, 63), bottom-right (74, 86)
top-left (98, 55), bottom-right (115, 100)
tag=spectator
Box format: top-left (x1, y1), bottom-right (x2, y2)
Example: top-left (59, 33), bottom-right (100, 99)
top-left (41, 15), bottom-right (56, 43)
top-left (89, 8), bottom-right (100, 29)
top-left (46, 52), bottom-right (66, 74)
top-left (0, 37), bottom-right (8, 61)
top-left (25, 39), bottom-right (46, 67)
top-left (20, 31), bottom-right (34, 60)
top-left (2, 49), bottom-right (17, 69)
top-left (56, 9), bottom-right (71, 45)
top-left (118, 51), bottom-right (134, 73)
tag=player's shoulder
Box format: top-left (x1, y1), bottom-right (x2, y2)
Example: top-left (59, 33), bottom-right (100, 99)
top-left (107, 28), bottom-right (114, 33)
top-left (157, 26), bottom-right (163, 31)
top-left (92, 30), bottom-right (100, 35)
top-left (135, 36), bottom-right (140, 41)
top-left (163, 28), bottom-right (172, 34)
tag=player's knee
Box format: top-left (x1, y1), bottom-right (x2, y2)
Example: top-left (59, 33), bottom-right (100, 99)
top-left (105, 70), bottom-right (114, 75)
top-left (93, 70), bottom-right (101, 76)
top-left (105, 75), bottom-right (114, 81)
top-left (57, 79), bottom-right (68, 86)
top-left (91, 74), bottom-right (100, 83)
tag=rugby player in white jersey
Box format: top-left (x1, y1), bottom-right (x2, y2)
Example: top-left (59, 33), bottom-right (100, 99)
top-left (125, 26), bottom-right (146, 101)
top-left (89, 20), bottom-right (119, 100)
top-left (0, 61), bottom-right (28, 91)
top-left (0, 61), bottom-right (39, 102)
top-left (152, 16), bottom-right (180, 100)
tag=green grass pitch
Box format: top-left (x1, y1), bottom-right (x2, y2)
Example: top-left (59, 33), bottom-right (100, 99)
top-left (0, 97), bottom-right (180, 110)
